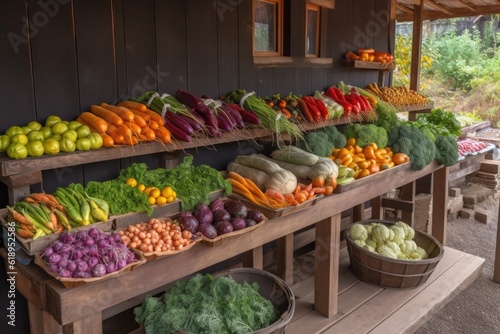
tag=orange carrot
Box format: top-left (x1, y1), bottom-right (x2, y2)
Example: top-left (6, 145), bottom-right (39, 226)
top-left (265, 189), bottom-right (286, 202)
top-left (17, 228), bottom-right (34, 239)
top-left (8, 207), bottom-right (34, 227)
top-left (127, 121), bottom-right (142, 135)
top-left (123, 136), bottom-right (138, 145)
top-left (154, 126), bottom-right (171, 144)
top-left (90, 104), bottom-right (123, 127)
top-left (101, 103), bottom-right (135, 121)
top-left (142, 127), bottom-right (156, 141)
top-left (106, 124), bottom-right (125, 144)
top-left (130, 113), bottom-right (147, 128)
top-left (117, 100), bottom-right (147, 112)
top-left (129, 108), bottom-right (151, 122)
top-left (147, 120), bottom-right (159, 130)
top-left (79, 112), bottom-right (109, 133)
top-left (98, 132), bottom-right (114, 147)
top-left (143, 108), bottom-right (165, 126)
top-left (117, 124), bottom-right (133, 138)
top-left (24, 196), bottom-right (37, 204)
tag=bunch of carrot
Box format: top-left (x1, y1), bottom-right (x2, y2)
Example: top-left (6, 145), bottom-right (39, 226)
top-left (227, 171), bottom-right (322, 209)
top-left (8, 193), bottom-right (70, 240)
top-left (77, 101), bottom-right (171, 147)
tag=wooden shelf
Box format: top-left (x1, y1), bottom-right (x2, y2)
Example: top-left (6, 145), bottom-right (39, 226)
top-left (340, 59), bottom-right (395, 71)
top-left (460, 120), bottom-right (490, 139)
top-left (0, 117), bottom-right (363, 178)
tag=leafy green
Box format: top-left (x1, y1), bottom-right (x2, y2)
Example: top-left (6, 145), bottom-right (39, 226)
top-left (134, 274), bottom-right (278, 334)
top-left (84, 180), bottom-right (152, 215)
top-left (117, 156), bottom-right (232, 211)
top-left (416, 108), bottom-right (462, 137)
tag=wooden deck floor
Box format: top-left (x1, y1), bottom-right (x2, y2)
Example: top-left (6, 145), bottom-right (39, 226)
top-left (284, 246), bottom-right (485, 334)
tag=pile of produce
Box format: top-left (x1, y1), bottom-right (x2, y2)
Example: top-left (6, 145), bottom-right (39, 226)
top-left (225, 89), bottom-right (304, 146)
top-left (40, 228), bottom-right (138, 278)
top-left (348, 221), bottom-right (429, 260)
top-left (299, 125), bottom-right (347, 156)
top-left (124, 179), bottom-right (177, 206)
top-left (227, 147), bottom-right (338, 208)
top-left (134, 273), bottom-right (278, 334)
top-left (79, 101), bottom-right (170, 146)
top-left (456, 138), bottom-right (492, 157)
top-left (366, 83), bottom-right (429, 107)
top-left (325, 85), bottom-right (376, 120)
top-left (7, 190), bottom-right (110, 240)
top-left (180, 198), bottom-right (265, 239)
top-left (119, 218), bottom-right (194, 253)
top-left (345, 48), bottom-right (394, 64)
top-left (0, 116), bottom-right (103, 159)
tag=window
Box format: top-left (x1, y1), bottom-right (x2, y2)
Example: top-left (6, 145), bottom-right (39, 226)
top-left (253, 0), bottom-right (283, 56)
top-left (305, 3), bottom-right (320, 57)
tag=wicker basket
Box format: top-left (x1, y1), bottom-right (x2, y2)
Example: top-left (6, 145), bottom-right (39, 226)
top-left (216, 268), bottom-right (295, 334)
top-left (345, 220), bottom-right (444, 289)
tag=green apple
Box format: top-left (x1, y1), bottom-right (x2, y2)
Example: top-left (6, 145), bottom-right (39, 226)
top-left (27, 121), bottom-right (43, 131)
top-left (5, 126), bottom-right (24, 137)
top-left (7, 142), bottom-right (28, 159)
top-left (45, 115), bottom-right (62, 127)
top-left (49, 134), bottom-right (62, 141)
top-left (51, 122), bottom-right (69, 135)
top-left (27, 131), bottom-right (44, 142)
top-left (68, 121), bottom-right (82, 130)
top-left (62, 129), bottom-right (78, 142)
top-left (59, 137), bottom-right (76, 153)
top-left (76, 137), bottom-right (91, 151)
top-left (10, 133), bottom-right (28, 145)
top-left (76, 125), bottom-right (91, 138)
top-left (0, 135), bottom-right (11, 152)
top-left (22, 126), bottom-right (33, 134)
top-left (43, 138), bottom-right (60, 155)
top-left (26, 140), bottom-right (45, 157)
top-left (87, 133), bottom-right (103, 149)
top-left (40, 126), bottom-right (52, 139)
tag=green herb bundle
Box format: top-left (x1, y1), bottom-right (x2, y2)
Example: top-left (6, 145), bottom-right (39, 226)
top-left (134, 274), bottom-right (278, 334)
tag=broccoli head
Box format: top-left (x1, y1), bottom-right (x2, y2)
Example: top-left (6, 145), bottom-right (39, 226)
top-left (322, 126), bottom-right (347, 149)
top-left (388, 124), bottom-right (437, 170)
top-left (434, 135), bottom-right (459, 166)
top-left (344, 123), bottom-right (388, 148)
top-left (299, 131), bottom-right (334, 157)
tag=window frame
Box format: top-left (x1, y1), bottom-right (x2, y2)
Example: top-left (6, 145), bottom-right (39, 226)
top-left (305, 3), bottom-right (321, 58)
top-left (253, 0), bottom-right (284, 57)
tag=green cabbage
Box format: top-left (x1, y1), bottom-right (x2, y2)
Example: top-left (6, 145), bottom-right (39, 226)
top-left (372, 224), bottom-right (390, 244)
top-left (349, 223), bottom-right (368, 241)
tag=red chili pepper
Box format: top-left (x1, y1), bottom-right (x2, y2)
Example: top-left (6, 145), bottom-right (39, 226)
top-left (297, 98), bottom-right (314, 123)
top-left (314, 98), bottom-right (329, 120)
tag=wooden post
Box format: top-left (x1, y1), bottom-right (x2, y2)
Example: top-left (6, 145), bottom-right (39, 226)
top-left (242, 246), bottom-right (264, 270)
top-left (276, 234), bottom-right (294, 285)
top-left (314, 214), bottom-right (340, 317)
top-left (431, 166), bottom-right (448, 245)
top-left (409, 0), bottom-right (424, 94)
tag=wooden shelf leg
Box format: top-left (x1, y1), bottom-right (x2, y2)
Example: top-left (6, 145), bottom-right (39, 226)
top-left (431, 166), bottom-right (448, 245)
top-left (62, 312), bottom-right (102, 334)
top-left (314, 213), bottom-right (341, 317)
top-left (352, 203), bottom-right (364, 222)
top-left (371, 195), bottom-right (383, 219)
top-left (242, 245), bottom-right (263, 270)
top-left (276, 234), bottom-right (294, 286)
top-left (400, 181), bottom-right (415, 225)
top-left (28, 301), bottom-right (61, 334)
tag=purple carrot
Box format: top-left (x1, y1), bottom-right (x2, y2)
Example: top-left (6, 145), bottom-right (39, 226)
top-left (175, 90), bottom-right (219, 136)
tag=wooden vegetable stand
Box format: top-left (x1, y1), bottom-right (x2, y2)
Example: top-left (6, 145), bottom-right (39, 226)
top-left (1, 150), bottom-right (448, 332)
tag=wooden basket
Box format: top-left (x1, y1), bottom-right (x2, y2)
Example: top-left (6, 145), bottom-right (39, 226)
top-left (345, 220), bottom-right (444, 289)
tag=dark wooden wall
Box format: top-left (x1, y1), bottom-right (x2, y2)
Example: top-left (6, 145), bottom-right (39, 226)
top-left (0, 0), bottom-right (394, 200)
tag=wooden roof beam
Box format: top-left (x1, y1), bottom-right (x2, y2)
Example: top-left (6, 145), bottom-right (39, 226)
top-left (397, 4), bottom-right (414, 15)
top-left (426, 0), bottom-right (453, 15)
top-left (456, 0), bottom-right (477, 13)
top-left (398, 5), bottom-right (500, 22)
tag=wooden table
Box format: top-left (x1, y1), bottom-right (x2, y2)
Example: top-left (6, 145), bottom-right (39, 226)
top-left (2, 161), bottom-right (448, 333)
